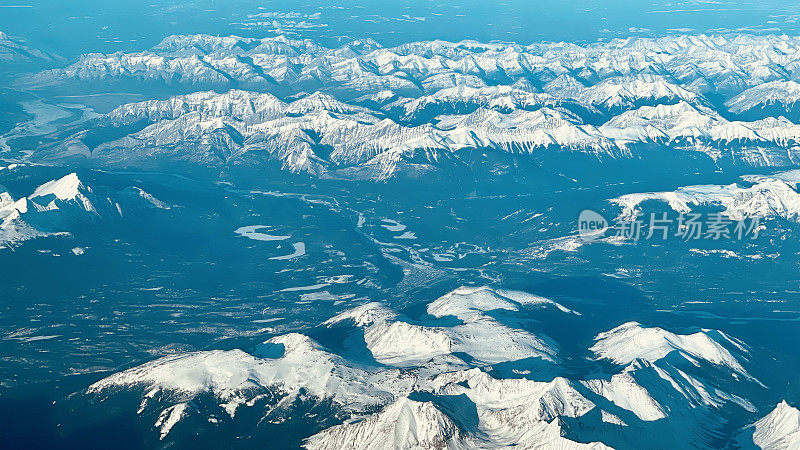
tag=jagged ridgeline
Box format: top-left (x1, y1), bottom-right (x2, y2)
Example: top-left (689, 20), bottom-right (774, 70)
top-left (65, 287), bottom-right (781, 448)
top-left (14, 33), bottom-right (800, 184)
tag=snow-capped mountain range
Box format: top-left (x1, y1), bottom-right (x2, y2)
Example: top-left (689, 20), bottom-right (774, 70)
top-left (31, 91), bottom-right (800, 180)
top-left (18, 33), bottom-right (800, 179)
top-left (3, 30), bottom-right (800, 450)
top-left (82, 286), bottom-right (789, 449)
top-left (23, 33), bottom-right (800, 105)
top-left (611, 169), bottom-right (800, 222)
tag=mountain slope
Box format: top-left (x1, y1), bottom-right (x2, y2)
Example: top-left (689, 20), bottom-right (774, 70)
top-left (20, 33), bottom-right (800, 179)
top-left (742, 401), bottom-right (800, 449)
top-left (75, 285), bottom-right (773, 447)
top-left (0, 172), bottom-right (169, 249)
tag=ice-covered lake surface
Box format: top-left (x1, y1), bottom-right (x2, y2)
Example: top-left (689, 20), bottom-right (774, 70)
top-left (1, 1), bottom-right (800, 449)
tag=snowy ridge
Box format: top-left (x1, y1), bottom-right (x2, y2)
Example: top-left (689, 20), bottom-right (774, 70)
top-left (587, 355), bottom-right (756, 425)
top-left (590, 322), bottom-right (748, 375)
top-left (119, 186), bottom-right (171, 210)
top-left (28, 33), bottom-right (800, 106)
top-left (153, 403), bottom-right (188, 440)
top-left (84, 286), bottom-right (768, 446)
top-left (426, 285), bottom-right (576, 320)
top-left (89, 333), bottom-right (415, 415)
top-left (726, 81), bottom-right (800, 115)
top-left (0, 192), bottom-right (49, 249)
top-left (306, 366), bottom-right (611, 449)
top-left (581, 369), bottom-right (667, 421)
top-left (743, 169), bottom-right (800, 189)
top-left (325, 287), bottom-right (565, 367)
top-left (305, 397), bottom-right (469, 450)
top-left (384, 84), bottom-right (559, 119)
top-left (323, 301), bottom-right (397, 327)
top-left (611, 172), bottom-right (800, 222)
top-left (416, 368), bottom-right (611, 448)
top-left (0, 172), bottom-right (170, 249)
top-left (428, 368), bottom-right (596, 423)
top-left (105, 90), bottom-right (288, 125)
top-left (88, 333), bottom-right (416, 439)
top-left (306, 391), bottom-right (610, 450)
top-left (36, 93), bottom-right (800, 178)
top-left (25, 34), bottom-right (800, 178)
top-left (574, 75), bottom-right (704, 111)
top-left (743, 401), bottom-right (800, 449)
top-left (28, 173), bottom-right (96, 213)
top-left (361, 318), bottom-right (455, 367)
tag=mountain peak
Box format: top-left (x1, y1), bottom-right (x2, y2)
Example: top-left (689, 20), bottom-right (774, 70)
top-left (591, 321), bottom-right (747, 374)
top-left (27, 173), bottom-right (96, 214)
top-left (746, 400), bottom-right (800, 449)
top-left (305, 397), bottom-right (465, 450)
top-left (29, 173), bottom-right (84, 201)
top-left (323, 302), bottom-right (397, 327)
